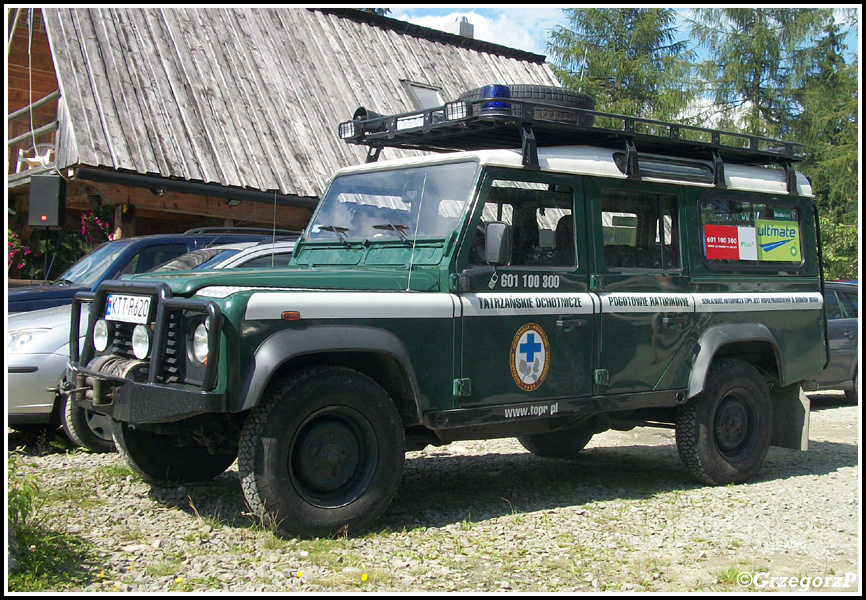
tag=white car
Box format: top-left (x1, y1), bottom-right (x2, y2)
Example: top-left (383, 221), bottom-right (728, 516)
top-left (7, 239), bottom-right (297, 451)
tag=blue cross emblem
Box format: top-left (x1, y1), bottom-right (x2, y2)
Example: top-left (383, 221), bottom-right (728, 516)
top-left (519, 333), bottom-right (542, 363)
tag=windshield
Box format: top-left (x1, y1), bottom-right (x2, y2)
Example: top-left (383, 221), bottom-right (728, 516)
top-left (57, 241), bottom-right (130, 287)
top-left (307, 162), bottom-right (478, 243)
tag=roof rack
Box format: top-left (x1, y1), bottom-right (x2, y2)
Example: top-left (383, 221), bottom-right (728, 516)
top-left (339, 92), bottom-right (805, 193)
top-left (184, 227), bottom-right (302, 237)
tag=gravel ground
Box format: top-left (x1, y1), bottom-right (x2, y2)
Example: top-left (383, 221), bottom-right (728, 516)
top-left (7, 392), bottom-right (860, 592)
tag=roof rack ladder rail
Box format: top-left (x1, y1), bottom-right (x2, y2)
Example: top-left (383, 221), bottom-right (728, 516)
top-left (520, 123), bottom-right (539, 170)
top-left (711, 150), bottom-right (726, 189)
top-left (783, 159), bottom-right (798, 195)
top-left (813, 203), bottom-right (830, 370)
top-left (624, 138), bottom-right (640, 179)
top-left (365, 146), bottom-right (382, 163)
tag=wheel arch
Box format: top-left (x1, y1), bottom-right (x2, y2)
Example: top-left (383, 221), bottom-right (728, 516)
top-left (687, 324), bottom-right (783, 400)
top-left (235, 326), bottom-right (424, 424)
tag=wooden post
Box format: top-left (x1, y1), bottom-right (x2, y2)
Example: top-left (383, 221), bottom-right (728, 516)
top-left (114, 203), bottom-right (136, 239)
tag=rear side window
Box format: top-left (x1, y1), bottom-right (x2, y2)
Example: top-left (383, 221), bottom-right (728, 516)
top-left (700, 197), bottom-right (803, 269)
top-left (601, 190), bottom-right (680, 271)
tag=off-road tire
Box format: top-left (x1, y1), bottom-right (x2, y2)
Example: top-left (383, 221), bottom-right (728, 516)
top-left (238, 367), bottom-right (406, 539)
top-left (61, 394), bottom-right (115, 453)
top-left (458, 84), bottom-right (595, 126)
top-left (676, 359), bottom-right (772, 485)
top-left (112, 420), bottom-right (236, 484)
top-left (517, 427), bottom-right (594, 459)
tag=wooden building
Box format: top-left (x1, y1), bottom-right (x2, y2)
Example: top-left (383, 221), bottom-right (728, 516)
top-left (7, 8), bottom-right (559, 246)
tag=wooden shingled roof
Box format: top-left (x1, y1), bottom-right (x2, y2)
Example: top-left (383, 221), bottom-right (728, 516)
top-left (42, 7), bottom-right (560, 200)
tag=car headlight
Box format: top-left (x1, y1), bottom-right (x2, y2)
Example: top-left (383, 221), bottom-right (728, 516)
top-left (131, 324), bottom-right (151, 360)
top-left (192, 323), bottom-right (210, 364)
top-left (8, 328), bottom-right (51, 353)
top-left (93, 319), bottom-right (112, 352)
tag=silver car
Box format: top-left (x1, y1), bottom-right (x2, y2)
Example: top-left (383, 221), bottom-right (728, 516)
top-left (7, 239), bottom-right (297, 451)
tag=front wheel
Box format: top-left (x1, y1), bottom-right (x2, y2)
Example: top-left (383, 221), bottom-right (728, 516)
top-left (60, 395), bottom-right (116, 453)
top-left (238, 367), bottom-right (406, 539)
top-left (676, 359), bottom-right (772, 485)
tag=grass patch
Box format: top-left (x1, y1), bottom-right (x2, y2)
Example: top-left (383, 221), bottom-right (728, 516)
top-left (8, 451), bottom-right (101, 591)
top-left (712, 562), bottom-right (764, 590)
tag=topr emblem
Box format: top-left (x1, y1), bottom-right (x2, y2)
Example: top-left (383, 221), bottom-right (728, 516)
top-left (510, 323), bottom-right (550, 392)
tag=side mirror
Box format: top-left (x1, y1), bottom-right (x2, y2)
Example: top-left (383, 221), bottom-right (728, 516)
top-left (485, 222), bottom-right (511, 266)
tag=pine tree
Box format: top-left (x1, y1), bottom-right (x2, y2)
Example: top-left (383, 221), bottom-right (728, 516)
top-left (546, 8), bottom-right (696, 120)
top-left (689, 8), bottom-right (833, 137)
top-left (795, 21), bottom-right (859, 280)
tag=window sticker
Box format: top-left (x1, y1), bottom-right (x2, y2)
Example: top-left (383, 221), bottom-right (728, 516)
top-left (703, 225), bottom-right (759, 261)
top-left (756, 219), bottom-right (801, 262)
top-left (701, 198), bottom-right (801, 265)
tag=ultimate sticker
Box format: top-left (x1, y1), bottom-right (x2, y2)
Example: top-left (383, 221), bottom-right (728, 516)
top-left (510, 323), bottom-right (550, 392)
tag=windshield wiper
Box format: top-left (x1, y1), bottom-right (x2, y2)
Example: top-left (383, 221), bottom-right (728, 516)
top-left (318, 225), bottom-right (352, 247)
top-left (373, 223), bottom-right (414, 247)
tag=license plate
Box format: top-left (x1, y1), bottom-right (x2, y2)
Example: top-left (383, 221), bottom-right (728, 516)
top-left (105, 294), bottom-right (151, 324)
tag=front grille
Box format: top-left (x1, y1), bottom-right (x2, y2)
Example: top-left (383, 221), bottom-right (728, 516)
top-left (78, 281), bottom-right (221, 392)
top-left (162, 312), bottom-right (181, 384)
top-left (102, 310), bottom-right (182, 384)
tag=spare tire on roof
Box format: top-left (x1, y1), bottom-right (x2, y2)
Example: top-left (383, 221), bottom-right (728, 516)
top-left (458, 84), bottom-right (595, 126)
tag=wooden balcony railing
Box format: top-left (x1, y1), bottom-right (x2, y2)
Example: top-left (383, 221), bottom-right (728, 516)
top-left (7, 89), bottom-right (59, 177)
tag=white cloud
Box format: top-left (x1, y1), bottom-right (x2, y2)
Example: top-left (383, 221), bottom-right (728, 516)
top-left (391, 8), bottom-right (565, 57)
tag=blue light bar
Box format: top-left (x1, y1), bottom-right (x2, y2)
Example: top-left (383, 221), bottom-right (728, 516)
top-left (479, 84), bottom-right (511, 116)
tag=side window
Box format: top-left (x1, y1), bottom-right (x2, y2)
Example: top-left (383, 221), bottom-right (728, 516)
top-left (601, 190), bottom-right (680, 271)
top-left (236, 253), bottom-right (294, 269)
top-left (118, 244), bottom-right (189, 276)
top-left (839, 291), bottom-right (858, 319)
top-left (469, 180), bottom-right (575, 267)
top-left (700, 197), bottom-right (803, 268)
top-left (825, 291), bottom-right (844, 320)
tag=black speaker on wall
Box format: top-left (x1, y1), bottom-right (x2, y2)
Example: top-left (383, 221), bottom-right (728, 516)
top-left (28, 174), bottom-right (66, 229)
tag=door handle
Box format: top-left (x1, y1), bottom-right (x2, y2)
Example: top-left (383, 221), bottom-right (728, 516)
top-left (662, 315), bottom-right (690, 327)
top-left (844, 331), bottom-right (856, 339)
top-left (557, 318), bottom-right (587, 329)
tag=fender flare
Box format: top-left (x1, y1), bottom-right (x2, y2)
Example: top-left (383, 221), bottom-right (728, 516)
top-left (234, 325), bottom-right (424, 416)
top-left (687, 323), bottom-right (783, 399)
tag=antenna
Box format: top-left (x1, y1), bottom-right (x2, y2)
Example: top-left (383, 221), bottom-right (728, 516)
top-left (577, 46), bottom-right (588, 93)
top-left (272, 190), bottom-right (277, 268)
top-left (406, 173), bottom-right (428, 292)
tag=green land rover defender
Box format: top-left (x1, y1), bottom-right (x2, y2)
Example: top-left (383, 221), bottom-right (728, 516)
top-left (67, 85), bottom-right (827, 538)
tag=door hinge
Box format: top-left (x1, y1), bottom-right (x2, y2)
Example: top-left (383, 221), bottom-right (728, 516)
top-left (590, 274), bottom-right (604, 291)
top-left (453, 378), bottom-right (472, 397)
top-left (594, 369), bottom-right (610, 386)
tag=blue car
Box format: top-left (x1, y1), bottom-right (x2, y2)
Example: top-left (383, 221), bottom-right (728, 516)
top-left (8, 228), bottom-right (291, 313)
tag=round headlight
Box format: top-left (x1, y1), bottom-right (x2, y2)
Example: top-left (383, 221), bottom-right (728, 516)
top-left (93, 319), bottom-right (111, 352)
top-left (131, 324), bottom-right (151, 360)
top-left (192, 323), bottom-right (209, 364)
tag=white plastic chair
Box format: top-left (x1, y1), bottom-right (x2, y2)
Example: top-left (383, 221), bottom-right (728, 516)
top-left (16, 143), bottom-right (55, 172)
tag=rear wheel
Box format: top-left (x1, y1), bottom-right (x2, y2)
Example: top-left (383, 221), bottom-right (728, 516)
top-left (238, 367), bottom-right (405, 538)
top-left (113, 420), bottom-right (236, 484)
top-left (676, 359), bottom-right (772, 485)
top-left (61, 395), bottom-right (115, 453)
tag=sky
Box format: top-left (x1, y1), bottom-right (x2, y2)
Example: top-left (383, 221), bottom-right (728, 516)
top-left (389, 6), bottom-right (861, 61)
